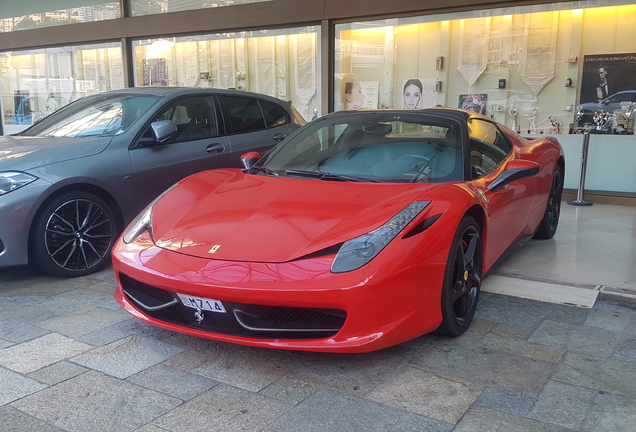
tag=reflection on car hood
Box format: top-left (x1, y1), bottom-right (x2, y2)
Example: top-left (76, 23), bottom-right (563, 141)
top-left (0, 135), bottom-right (112, 171)
top-left (150, 169), bottom-right (439, 262)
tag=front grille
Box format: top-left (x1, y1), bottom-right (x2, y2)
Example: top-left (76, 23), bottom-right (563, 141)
top-left (119, 273), bottom-right (346, 339)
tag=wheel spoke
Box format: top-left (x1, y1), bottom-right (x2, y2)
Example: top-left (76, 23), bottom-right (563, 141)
top-left (49, 239), bottom-right (74, 258)
top-left (84, 216), bottom-right (109, 233)
top-left (453, 280), bottom-right (466, 302)
top-left (45, 228), bottom-right (74, 236)
top-left (51, 212), bottom-right (75, 231)
top-left (463, 232), bottom-right (479, 267)
top-left (81, 201), bottom-right (95, 230)
top-left (82, 238), bottom-right (104, 260)
top-left (60, 241), bottom-right (78, 268)
top-left (79, 242), bottom-right (90, 269)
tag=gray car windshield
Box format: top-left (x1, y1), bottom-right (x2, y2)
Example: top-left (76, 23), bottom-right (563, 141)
top-left (256, 113), bottom-right (462, 183)
top-left (20, 94), bottom-right (160, 138)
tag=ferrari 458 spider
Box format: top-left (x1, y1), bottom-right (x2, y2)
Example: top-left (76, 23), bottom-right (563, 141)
top-left (113, 108), bottom-right (564, 353)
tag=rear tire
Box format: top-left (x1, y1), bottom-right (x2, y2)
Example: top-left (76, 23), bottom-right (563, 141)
top-left (534, 164), bottom-right (563, 239)
top-left (435, 216), bottom-right (482, 336)
top-left (31, 191), bottom-right (116, 278)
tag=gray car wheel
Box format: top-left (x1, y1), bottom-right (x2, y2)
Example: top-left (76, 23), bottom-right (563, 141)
top-left (31, 191), bottom-right (116, 277)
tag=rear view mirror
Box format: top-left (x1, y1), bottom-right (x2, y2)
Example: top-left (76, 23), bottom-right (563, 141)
top-left (151, 120), bottom-right (178, 142)
top-left (241, 152), bottom-right (260, 169)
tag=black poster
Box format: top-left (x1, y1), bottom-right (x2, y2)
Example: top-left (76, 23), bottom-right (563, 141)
top-left (580, 53), bottom-right (636, 104)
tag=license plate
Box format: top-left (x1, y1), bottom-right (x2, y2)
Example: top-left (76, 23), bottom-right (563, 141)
top-left (177, 294), bottom-right (227, 313)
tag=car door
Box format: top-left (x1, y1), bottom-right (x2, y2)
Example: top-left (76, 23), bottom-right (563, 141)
top-left (129, 95), bottom-right (233, 210)
top-left (217, 95), bottom-right (290, 165)
top-left (468, 119), bottom-right (536, 263)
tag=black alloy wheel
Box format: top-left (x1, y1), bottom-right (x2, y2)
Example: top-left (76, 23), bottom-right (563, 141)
top-left (534, 164), bottom-right (563, 239)
top-left (435, 216), bottom-right (482, 336)
top-left (31, 191), bottom-right (116, 277)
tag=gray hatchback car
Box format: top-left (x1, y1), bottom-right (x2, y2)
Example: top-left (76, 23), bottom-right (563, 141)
top-left (0, 87), bottom-right (305, 277)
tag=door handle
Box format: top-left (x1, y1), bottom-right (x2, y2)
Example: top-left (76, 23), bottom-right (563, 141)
top-left (273, 133), bottom-right (287, 142)
top-left (206, 143), bottom-right (225, 153)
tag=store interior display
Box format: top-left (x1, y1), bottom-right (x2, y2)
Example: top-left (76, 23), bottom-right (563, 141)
top-left (335, 4), bottom-right (636, 135)
top-left (133, 29), bottom-right (319, 121)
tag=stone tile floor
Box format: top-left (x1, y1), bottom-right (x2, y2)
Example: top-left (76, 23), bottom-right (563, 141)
top-left (1, 203), bottom-right (636, 431)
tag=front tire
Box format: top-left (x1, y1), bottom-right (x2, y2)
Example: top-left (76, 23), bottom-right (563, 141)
top-left (31, 191), bottom-right (116, 277)
top-left (435, 216), bottom-right (482, 336)
top-left (534, 164), bottom-right (563, 239)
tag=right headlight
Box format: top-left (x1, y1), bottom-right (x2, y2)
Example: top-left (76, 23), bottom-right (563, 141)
top-left (0, 171), bottom-right (37, 195)
top-left (123, 183), bottom-right (179, 244)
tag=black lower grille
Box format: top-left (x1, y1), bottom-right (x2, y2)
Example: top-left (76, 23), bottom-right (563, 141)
top-left (119, 273), bottom-right (346, 339)
top-left (261, 307), bottom-right (345, 327)
top-left (120, 273), bottom-right (174, 301)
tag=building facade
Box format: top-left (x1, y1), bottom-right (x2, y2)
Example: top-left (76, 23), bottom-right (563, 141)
top-left (1, 0), bottom-right (636, 198)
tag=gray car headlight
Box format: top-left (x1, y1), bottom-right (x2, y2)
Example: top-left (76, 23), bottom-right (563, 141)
top-left (0, 171), bottom-right (37, 195)
top-left (331, 201), bottom-right (430, 273)
top-left (123, 183), bottom-right (179, 244)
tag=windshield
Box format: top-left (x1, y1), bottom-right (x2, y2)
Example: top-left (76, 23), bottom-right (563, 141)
top-left (255, 112), bottom-right (463, 183)
top-left (20, 93), bottom-right (161, 138)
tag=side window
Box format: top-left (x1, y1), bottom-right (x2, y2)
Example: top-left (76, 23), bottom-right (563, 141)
top-left (218, 96), bottom-right (266, 133)
top-left (140, 96), bottom-right (217, 144)
top-left (259, 100), bottom-right (288, 128)
top-left (468, 119), bottom-right (511, 179)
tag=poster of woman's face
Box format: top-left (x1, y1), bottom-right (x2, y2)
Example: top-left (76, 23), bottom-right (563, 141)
top-left (402, 79), bottom-right (424, 109)
top-left (344, 82), bottom-right (365, 110)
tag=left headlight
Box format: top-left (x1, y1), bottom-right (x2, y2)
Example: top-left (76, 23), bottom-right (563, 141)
top-left (331, 201), bottom-right (430, 273)
top-left (123, 183), bottom-right (179, 244)
top-left (0, 171), bottom-right (37, 195)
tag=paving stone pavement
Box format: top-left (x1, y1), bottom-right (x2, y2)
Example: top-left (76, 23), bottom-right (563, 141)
top-left (1, 263), bottom-right (636, 432)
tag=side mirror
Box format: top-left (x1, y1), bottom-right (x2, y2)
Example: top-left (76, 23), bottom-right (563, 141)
top-left (241, 151), bottom-right (260, 169)
top-left (488, 160), bottom-right (540, 192)
top-left (151, 120), bottom-right (178, 142)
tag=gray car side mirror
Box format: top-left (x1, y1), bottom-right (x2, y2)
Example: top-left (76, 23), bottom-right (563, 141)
top-left (151, 120), bottom-right (178, 142)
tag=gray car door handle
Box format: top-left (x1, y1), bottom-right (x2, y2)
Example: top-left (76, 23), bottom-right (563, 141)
top-left (273, 133), bottom-right (287, 142)
top-left (206, 143), bottom-right (225, 153)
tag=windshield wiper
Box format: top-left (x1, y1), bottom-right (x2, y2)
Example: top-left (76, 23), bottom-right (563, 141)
top-left (284, 169), bottom-right (379, 182)
top-left (249, 165), bottom-right (279, 176)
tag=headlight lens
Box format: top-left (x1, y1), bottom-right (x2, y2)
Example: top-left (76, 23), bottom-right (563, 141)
top-left (123, 183), bottom-right (179, 244)
top-left (331, 201), bottom-right (430, 273)
top-left (0, 172), bottom-right (37, 195)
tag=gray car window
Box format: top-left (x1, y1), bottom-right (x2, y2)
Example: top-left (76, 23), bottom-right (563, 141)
top-left (259, 100), bottom-right (288, 128)
top-left (141, 96), bottom-right (218, 143)
top-left (218, 96), bottom-right (266, 133)
top-left (21, 95), bottom-right (159, 138)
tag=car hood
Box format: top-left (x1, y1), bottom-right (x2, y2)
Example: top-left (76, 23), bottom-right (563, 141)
top-left (0, 135), bottom-right (112, 171)
top-left (150, 169), bottom-right (439, 262)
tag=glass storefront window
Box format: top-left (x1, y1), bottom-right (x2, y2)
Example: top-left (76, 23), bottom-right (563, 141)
top-left (0, 43), bottom-right (124, 134)
top-left (130, 0), bottom-right (273, 17)
top-left (0, 1), bottom-right (120, 33)
top-left (133, 26), bottom-right (320, 121)
top-left (335, 1), bottom-right (636, 136)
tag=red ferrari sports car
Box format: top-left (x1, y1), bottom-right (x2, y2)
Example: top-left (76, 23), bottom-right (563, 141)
top-left (112, 109), bottom-right (564, 353)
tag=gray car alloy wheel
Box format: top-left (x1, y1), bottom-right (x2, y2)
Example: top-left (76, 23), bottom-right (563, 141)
top-left (33, 191), bottom-right (116, 277)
